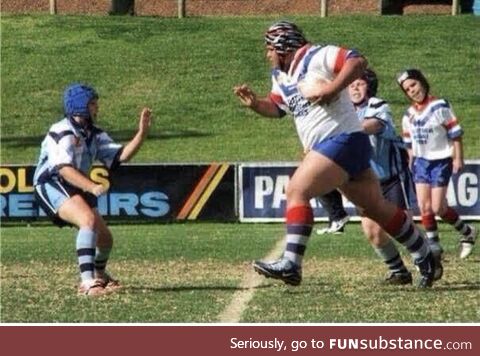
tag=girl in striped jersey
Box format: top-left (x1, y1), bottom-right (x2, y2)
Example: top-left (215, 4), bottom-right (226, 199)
top-left (33, 83), bottom-right (152, 296)
top-left (398, 69), bottom-right (477, 260)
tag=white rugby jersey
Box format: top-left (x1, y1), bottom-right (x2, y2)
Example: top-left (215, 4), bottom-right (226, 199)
top-left (33, 118), bottom-right (123, 185)
top-left (401, 97), bottom-right (463, 160)
top-left (269, 44), bottom-right (363, 150)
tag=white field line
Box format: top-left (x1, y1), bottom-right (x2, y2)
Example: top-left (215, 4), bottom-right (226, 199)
top-left (217, 237), bottom-right (285, 323)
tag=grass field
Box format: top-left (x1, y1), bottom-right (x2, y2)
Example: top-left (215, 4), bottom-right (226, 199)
top-left (1, 14), bottom-right (479, 163)
top-left (1, 223), bottom-right (478, 323)
top-left (1, 14), bottom-right (479, 323)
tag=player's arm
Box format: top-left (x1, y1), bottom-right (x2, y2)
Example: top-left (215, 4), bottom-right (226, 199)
top-left (233, 84), bottom-right (283, 118)
top-left (406, 148), bottom-right (414, 170)
top-left (304, 54), bottom-right (367, 105)
top-left (51, 133), bottom-right (105, 196)
top-left (440, 103), bottom-right (464, 174)
top-left (328, 56), bottom-right (367, 99)
top-left (401, 113), bottom-right (413, 169)
top-left (305, 46), bottom-right (368, 105)
top-left (362, 118), bottom-right (384, 135)
top-left (59, 166), bottom-right (106, 196)
top-left (119, 108), bottom-right (152, 163)
top-left (452, 137), bottom-right (464, 173)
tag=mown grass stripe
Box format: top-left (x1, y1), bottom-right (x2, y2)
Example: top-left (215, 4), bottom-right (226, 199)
top-left (217, 235), bottom-right (285, 323)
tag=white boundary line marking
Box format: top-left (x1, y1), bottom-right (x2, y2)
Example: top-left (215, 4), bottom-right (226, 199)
top-left (217, 237), bottom-right (285, 323)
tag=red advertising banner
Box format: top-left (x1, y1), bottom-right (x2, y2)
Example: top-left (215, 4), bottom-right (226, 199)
top-left (0, 325), bottom-right (477, 356)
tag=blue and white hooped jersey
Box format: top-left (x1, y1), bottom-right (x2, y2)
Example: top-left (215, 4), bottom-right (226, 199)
top-left (33, 117), bottom-right (123, 185)
top-left (356, 97), bottom-right (405, 182)
top-left (401, 97), bottom-right (463, 160)
top-left (269, 44), bottom-right (363, 150)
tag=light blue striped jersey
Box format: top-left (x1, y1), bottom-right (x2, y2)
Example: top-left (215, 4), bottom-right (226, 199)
top-left (356, 97), bottom-right (405, 182)
top-left (33, 117), bottom-right (123, 185)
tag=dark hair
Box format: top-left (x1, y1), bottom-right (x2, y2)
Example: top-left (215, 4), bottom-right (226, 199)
top-left (396, 68), bottom-right (430, 95)
top-left (361, 68), bottom-right (378, 97)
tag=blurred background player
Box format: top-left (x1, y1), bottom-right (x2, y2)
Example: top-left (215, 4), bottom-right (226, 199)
top-left (33, 83), bottom-right (152, 296)
top-left (315, 190), bottom-right (350, 235)
top-left (398, 69), bottom-right (477, 261)
top-left (234, 21), bottom-right (436, 288)
top-left (348, 68), bottom-right (420, 284)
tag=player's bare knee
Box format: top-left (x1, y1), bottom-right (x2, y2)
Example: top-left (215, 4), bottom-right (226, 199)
top-left (286, 184), bottom-right (309, 202)
top-left (78, 211), bottom-right (96, 230)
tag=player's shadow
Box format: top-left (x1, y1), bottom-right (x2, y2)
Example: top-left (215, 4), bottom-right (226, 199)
top-left (106, 129), bottom-right (212, 142)
top-left (429, 281), bottom-right (480, 292)
top-left (0, 130), bottom-right (211, 148)
top-left (400, 281), bottom-right (480, 293)
top-left (125, 283), bottom-right (274, 294)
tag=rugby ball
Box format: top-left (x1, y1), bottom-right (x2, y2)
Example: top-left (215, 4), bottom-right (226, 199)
top-left (297, 73), bottom-right (338, 103)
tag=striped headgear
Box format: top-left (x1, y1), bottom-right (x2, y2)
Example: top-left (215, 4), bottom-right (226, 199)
top-left (265, 21), bottom-right (307, 54)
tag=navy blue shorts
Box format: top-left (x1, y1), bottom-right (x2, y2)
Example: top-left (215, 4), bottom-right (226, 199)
top-left (381, 175), bottom-right (412, 210)
top-left (34, 180), bottom-right (97, 227)
top-left (412, 157), bottom-right (452, 187)
top-left (312, 132), bottom-right (372, 178)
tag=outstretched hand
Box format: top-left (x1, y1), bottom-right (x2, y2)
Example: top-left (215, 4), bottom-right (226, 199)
top-left (233, 84), bottom-right (257, 108)
top-left (138, 107), bottom-right (152, 136)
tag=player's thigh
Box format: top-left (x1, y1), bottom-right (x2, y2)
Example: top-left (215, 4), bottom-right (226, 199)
top-left (340, 169), bottom-right (396, 222)
top-left (288, 150), bottom-right (349, 202)
top-left (58, 195), bottom-right (96, 228)
top-left (93, 210), bottom-right (113, 248)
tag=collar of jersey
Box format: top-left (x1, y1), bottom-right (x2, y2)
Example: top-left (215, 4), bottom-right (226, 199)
top-left (68, 116), bottom-right (93, 139)
top-left (288, 44), bottom-right (312, 76)
top-left (413, 95), bottom-right (436, 112)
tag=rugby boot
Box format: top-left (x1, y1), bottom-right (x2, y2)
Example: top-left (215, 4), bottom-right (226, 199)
top-left (460, 225), bottom-right (477, 259)
top-left (78, 279), bottom-right (109, 296)
top-left (415, 252), bottom-right (436, 288)
top-left (96, 271), bottom-right (122, 292)
top-left (383, 271), bottom-right (413, 285)
top-left (253, 258), bottom-right (302, 286)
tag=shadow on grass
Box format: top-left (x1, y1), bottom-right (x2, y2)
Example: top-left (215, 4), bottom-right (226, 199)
top-left (399, 281), bottom-right (480, 292)
top-left (1, 130), bottom-right (211, 148)
top-left (432, 281), bottom-right (480, 292)
top-left (125, 283), bottom-right (274, 294)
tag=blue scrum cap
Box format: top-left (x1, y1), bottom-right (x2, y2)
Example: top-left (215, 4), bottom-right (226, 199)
top-left (63, 83), bottom-right (98, 118)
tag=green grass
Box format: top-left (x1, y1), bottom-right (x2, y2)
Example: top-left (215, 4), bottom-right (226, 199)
top-left (1, 14), bottom-right (479, 324)
top-left (1, 223), bottom-right (478, 322)
top-left (1, 14), bottom-right (479, 164)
